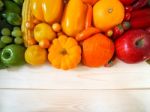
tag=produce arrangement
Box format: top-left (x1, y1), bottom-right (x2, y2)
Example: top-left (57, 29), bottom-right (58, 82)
top-left (0, 0), bottom-right (150, 70)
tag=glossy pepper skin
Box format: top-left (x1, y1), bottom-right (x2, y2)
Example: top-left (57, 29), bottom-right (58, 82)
top-left (61, 0), bottom-right (87, 37)
top-left (31, 0), bottom-right (63, 24)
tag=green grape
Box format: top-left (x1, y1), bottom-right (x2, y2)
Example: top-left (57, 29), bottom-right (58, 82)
top-left (0, 0), bottom-right (4, 11)
top-left (13, 27), bottom-right (21, 31)
top-left (1, 28), bottom-right (11, 36)
top-left (0, 40), bottom-right (6, 49)
top-left (14, 37), bottom-right (23, 44)
top-left (11, 29), bottom-right (22, 37)
top-left (1, 36), bottom-right (13, 44)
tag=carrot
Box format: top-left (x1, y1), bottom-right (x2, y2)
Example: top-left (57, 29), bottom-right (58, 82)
top-left (76, 27), bottom-right (100, 41)
top-left (82, 0), bottom-right (99, 5)
top-left (85, 4), bottom-right (93, 29)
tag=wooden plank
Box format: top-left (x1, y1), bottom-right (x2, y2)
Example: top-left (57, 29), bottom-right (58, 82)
top-left (0, 60), bottom-right (150, 89)
top-left (0, 90), bottom-right (150, 112)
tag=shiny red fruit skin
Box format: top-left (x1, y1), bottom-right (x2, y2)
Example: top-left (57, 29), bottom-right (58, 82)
top-left (115, 29), bottom-right (150, 64)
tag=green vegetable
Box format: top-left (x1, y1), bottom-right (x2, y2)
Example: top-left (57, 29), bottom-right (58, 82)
top-left (14, 37), bottom-right (23, 44)
top-left (0, 0), bottom-right (4, 11)
top-left (0, 19), bottom-right (13, 31)
top-left (0, 40), bottom-right (6, 49)
top-left (12, 29), bottom-right (22, 37)
top-left (5, 12), bottom-right (22, 25)
top-left (13, 27), bottom-right (21, 30)
top-left (0, 51), bottom-right (7, 69)
top-left (4, 0), bottom-right (21, 14)
top-left (13, 0), bottom-right (24, 6)
top-left (1, 36), bottom-right (13, 44)
top-left (1, 28), bottom-right (11, 36)
top-left (0, 44), bottom-right (26, 66)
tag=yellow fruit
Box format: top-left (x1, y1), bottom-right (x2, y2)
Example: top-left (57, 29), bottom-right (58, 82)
top-left (34, 23), bottom-right (56, 42)
top-left (25, 45), bottom-right (47, 65)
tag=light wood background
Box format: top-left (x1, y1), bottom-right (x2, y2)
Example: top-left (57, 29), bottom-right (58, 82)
top-left (0, 60), bottom-right (150, 112)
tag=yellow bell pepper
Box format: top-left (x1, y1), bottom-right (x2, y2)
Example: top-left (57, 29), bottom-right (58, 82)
top-left (61, 0), bottom-right (87, 37)
top-left (31, 0), bottom-right (63, 24)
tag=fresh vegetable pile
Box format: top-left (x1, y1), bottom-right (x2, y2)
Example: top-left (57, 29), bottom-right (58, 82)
top-left (0, 0), bottom-right (150, 70)
top-left (0, 0), bottom-right (25, 69)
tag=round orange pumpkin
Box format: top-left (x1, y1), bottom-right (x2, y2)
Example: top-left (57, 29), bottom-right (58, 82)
top-left (48, 35), bottom-right (81, 70)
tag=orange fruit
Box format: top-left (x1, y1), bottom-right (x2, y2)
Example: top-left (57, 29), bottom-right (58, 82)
top-left (34, 23), bottom-right (56, 42)
top-left (82, 33), bottom-right (114, 67)
top-left (39, 39), bottom-right (51, 49)
top-left (25, 45), bottom-right (47, 65)
top-left (52, 23), bottom-right (62, 32)
top-left (93, 0), bottom-right (124, 31)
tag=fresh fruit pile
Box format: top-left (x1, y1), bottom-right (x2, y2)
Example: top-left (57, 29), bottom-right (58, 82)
top-left (1, 0), bottom-right (150, 70)
top-left (0, 0), bottom-right (25, 69)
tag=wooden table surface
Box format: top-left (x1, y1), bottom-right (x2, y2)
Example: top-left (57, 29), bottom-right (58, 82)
top-left (0, 60), bottom-right (150, 112)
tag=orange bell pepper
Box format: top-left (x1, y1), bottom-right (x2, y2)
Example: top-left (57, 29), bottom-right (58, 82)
top-left (61, 0), bottom-right (87, 37)
top-left (31, 0), bottom-right (63, 24)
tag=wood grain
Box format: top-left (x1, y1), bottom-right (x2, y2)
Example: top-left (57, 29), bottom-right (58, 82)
top-left (0, 90), bottom-right (150, 112)
top-left (0, 61), bottom-right (150, 89)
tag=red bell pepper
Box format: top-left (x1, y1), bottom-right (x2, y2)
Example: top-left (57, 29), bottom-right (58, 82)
top-left (133, 0), bottom-right (148, 10)
top-left (130, 16), bottom-right (150, 29)
top-left (119, 0), bottom-right (137, 6)
top-left (131, 8), bottom-right (150, 18)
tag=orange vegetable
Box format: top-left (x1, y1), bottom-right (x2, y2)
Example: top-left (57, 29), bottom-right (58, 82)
top-left (76, 27), bottom-right (100, 41)
top-left (85, 4), bottom-right (93, 29)
top-left (93, 0), bottom-right (124, 31)
top-left (61, 0), bottom-right (87, 37)
top-left (48, 35), bottom-right (81, 70)
top-left (82, 33), bottom-right (114, 67)
top-left (52, 23), bottom-right (62, 32)
top-left (31, 0), bottom-right (63, 24)
top-left (82, 0), bottom-right (99, 5)
top-left (39, 39), bottom-right (51, 49)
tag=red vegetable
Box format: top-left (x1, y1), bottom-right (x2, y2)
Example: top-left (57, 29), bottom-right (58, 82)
top-left (131, 16), bottom-right (150, 29)
top-left (122, 21), bottom-right (131, 30)
top-left (113, 24), bottom-right (124, 39)
top-left (124, 12), bottom-right (131, 21)
top-left (119, 0), bottom-right (136, 6)
top-left (125, 6), bottom-right (133, 12)
top-left (131, 8), bottom-right (150, 19)
top-left (133, 0), bottom-right (148, 10)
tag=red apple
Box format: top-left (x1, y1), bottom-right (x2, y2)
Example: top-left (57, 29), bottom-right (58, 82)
top-left (115, 29), bottom-right (150, 64)
top-left (145, 27), bottom-right (150, 33)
